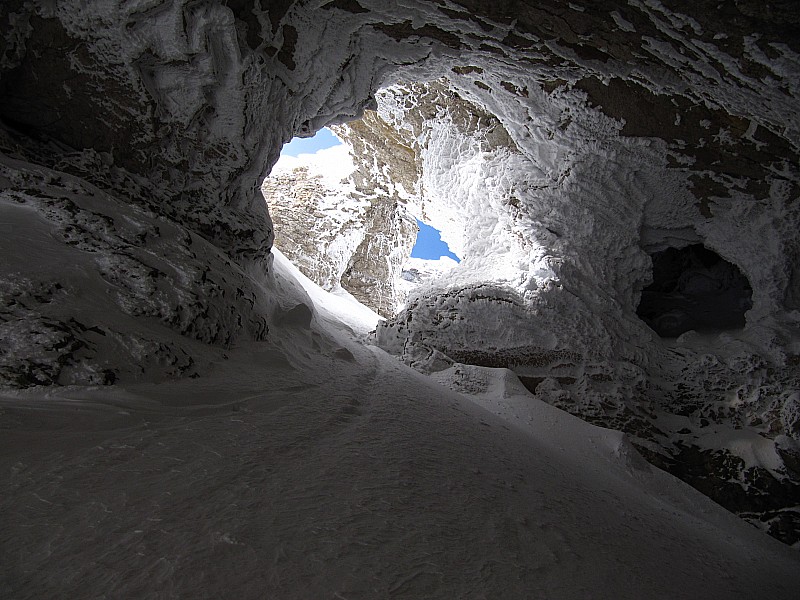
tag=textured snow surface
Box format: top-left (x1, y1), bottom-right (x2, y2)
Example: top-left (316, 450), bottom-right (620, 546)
top-left (2, 257), bottom-right (799, 599)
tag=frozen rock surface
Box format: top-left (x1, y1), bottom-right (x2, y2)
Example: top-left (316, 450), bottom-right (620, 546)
top-left (2, 0), bottom-right (800, 595)
top-left (262, 142), bottom-right (416, 316)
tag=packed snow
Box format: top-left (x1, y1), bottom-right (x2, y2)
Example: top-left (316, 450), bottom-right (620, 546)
top-left (1, 230), bottom-right (799, 597)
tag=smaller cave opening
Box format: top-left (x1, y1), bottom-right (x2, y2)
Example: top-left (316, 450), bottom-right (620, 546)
top-left (636, 244), bottom-right (753, 338)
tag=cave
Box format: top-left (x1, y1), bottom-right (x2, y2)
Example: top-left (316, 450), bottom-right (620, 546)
top-left (2, 2), bottom-right (800, 597)
top-left (637, 245), bottom-right (754, 338)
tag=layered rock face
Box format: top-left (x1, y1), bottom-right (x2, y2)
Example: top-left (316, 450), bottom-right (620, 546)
top-left (2, 0), bottom-right (800, 546)
top-left (262, 142), bottom-right (416, 317)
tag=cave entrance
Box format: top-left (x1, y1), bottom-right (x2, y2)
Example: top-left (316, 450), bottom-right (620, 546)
top-left (280, 127), bottom-right (341, 157)
top-left (264, 121), bottom-right (465, 318)
top-left (636, 244), bottom-right (753, 338)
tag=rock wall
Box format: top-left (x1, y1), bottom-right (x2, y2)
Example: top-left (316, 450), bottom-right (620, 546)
top-left (262, 140), bottom-right (417, 317)
top-left (2, 0), bottom-right (800, 544)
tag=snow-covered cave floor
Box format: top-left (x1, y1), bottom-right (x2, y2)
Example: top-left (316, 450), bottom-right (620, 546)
top-left (1, 252), bottom-right (799, 599)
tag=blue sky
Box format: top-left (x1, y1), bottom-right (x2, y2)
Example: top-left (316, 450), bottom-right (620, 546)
top-left (412, 219), bottom-right (460, 262)
top-left (282, 129), bottom-right (459, 262)
top-left (281, 128), bottom-right (341, 156)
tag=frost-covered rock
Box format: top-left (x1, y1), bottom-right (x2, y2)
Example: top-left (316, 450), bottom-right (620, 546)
top-left (262, 143), bottom-right (416, 316)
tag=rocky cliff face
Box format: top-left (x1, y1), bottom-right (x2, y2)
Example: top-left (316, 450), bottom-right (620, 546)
top-left (261, 143), bottom-right (416, 317)
top-left (2, 0), bottom-right (800, 547)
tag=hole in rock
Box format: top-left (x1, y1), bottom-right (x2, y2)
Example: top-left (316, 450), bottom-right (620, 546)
top-left (411, 219), bottom-right (460, 262)
top-left (264, 117), bottom-right (464, 318)
top-left (636, 244), bottom-right (753, 338)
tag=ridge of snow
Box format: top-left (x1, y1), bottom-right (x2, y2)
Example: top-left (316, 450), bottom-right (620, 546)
top-left (269, 141), bottom-right (356, 187)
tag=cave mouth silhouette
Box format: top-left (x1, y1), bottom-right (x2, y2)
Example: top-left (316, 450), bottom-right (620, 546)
top-left (636, 244), bottom-right (753, 338)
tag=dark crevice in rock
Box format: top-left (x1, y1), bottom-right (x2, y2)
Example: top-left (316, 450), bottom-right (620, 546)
top-left (637, 244), bottom-right (753, 338)
top-left (321, 0), bottom-right (369, 14)
top-left (266, 0), bottom-right (297, 34)
top-left (277, 24), bottom-right (298, 70)
top-left (374, 21), bottom-right (463, 48)
top-left (227, 0), bottom-right (264, 51)
top-left (559, 40), bottom-right (611, 63)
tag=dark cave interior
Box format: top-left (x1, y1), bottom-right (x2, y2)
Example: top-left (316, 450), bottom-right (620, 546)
top-left (637, 244), bottom-right (754, 338)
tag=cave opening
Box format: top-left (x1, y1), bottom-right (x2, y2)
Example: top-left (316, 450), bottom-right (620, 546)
top-left (280, 127), bottom-right (341, 157)
top-left (636, 244), bottom-right (753, 338)
top-left (264, 114), bottom-right (467, 317)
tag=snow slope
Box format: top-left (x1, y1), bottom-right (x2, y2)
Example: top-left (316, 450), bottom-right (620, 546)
top-left (1, 250), bottom-right (798, 599)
